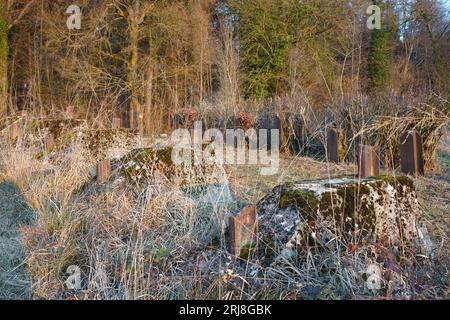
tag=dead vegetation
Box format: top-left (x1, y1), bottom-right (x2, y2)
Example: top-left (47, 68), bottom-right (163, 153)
top-left (362, 96), bottom-right (450, 171)
top-left (0, 113), bottom-right (447, 300)
top-left (0, 0), bottom-right (449, 301)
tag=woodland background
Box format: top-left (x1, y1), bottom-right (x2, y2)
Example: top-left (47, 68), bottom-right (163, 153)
top-left (0, 0), bottom-right (449, 300)
top-left (0, 0), bottom-right (449, 133)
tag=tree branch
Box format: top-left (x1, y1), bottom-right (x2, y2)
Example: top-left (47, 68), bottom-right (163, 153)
top-left (8, 0), bottom-right (38, 29)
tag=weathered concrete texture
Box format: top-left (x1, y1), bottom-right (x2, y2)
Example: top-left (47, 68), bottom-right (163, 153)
top-left (28, 118), bottom-right (86, 139)
top-left (256, 176), bottom-right (422, 262)
top-left (115, 147), bottom-right (227, 186)
top-left (81, 128), bottom-right (139, 161)
top-left (21, 118), bottom-right (87, 156)
top-left (23, 120), bottom-right (137, 160)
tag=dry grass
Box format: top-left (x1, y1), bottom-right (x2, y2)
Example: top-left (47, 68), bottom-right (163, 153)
top-left (0, 181), bottom-right (34, 299)
top-left (0, 113), bottom-right (448, 300)
top-left (359, 97), bottom-right (450, 171)
top-left (228, 155), bottom-right (356, 203)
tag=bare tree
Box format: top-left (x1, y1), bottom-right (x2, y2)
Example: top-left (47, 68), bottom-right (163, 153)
top-left (0, 0), bottom-right (37, 116)
top-left (216, 16), bottom-right (241, 111)
top-left (0, 1), bottom-right (7, 116)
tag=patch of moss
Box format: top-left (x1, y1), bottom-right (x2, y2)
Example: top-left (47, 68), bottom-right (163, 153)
top-left (129, 147), bottom-right (173, 166)
top-left (373, 175), bottom-right (415, 197)
top-left (82, 128), bottom-right (138, 160)
top-left (379, 175), bottom-right (414, 189)
top-left (238, 242), bottom-right (257, 260)
top-left (279, 185), bottom-right (319, 212)
top-left (331, 183), bottom-right (376, 235)
top-left (119, 147), bottom-right (174, 182)
top-left (280, 181), bottom-right (384, 242)
top-left (260, 233), bottom-right (276, 266)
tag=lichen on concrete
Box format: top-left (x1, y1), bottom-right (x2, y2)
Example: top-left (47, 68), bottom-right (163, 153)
top-left (18, 118), bottom-right (86, 158)
top-left (118, 147), bottom-right (174, 183)
top-left (28, 118), bottom-right (86, 139)
top-left (116, 146), bottom-right (227, 186)
top-left (257, 176), bottom-right (423, 263)
top-left (81, 128), bottom-right (139, 161)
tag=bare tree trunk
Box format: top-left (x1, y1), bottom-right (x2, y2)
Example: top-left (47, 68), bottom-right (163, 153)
top-left (419, 6), bottom-right (449, 95)
top-left (127, 0), bottom-right (142, 132)
top-left (217, 19), bottom-right (240, 110)
top-left (143, 64), bottom-right (153, 135)
top-left (0, 2), bottom-right (8, 116)
top-left (426, 28), bottom-right (448, 94)
top-left (199, 45), bottom-right (203, 103)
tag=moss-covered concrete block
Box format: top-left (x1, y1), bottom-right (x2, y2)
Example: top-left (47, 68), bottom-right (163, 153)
top-left (116, 147), bottom-right (227, 185)
top-left (28, 118), bottom-right (86, 139)
top-left (80, 128), bottom-right (139, 161)
top-left (118, 147), bottom-right (173, 182)
top-left (257, 176), bottom-right (422, 262)
top-left (22, 120), bottom-right (137, 160)
top-left (25, 118), bottom-right (86, 155)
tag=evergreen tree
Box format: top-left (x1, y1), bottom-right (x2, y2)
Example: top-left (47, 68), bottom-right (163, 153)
top-left (367, 1), bottom-right (395, 91)
top-left (231, 0), bottom-right (308, 99)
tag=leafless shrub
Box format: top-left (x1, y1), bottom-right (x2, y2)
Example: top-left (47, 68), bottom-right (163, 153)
top-left (0, 112), bottom-right (447, 300)
top-left (359, 96), bottom-right (449, 170)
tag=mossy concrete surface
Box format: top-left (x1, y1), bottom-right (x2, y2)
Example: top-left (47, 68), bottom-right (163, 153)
top-left (25, 119), bottom-right (87, 156)
top-left (116, 147), bottom-right (227, 186)
top-left (28, 118), bottom-right (86, 139)
top-left (21, 120), bottom-right (138, 160)
top-left (0, 181), bottom-right (35, 299)
top-left (257, 176), bottom-right (423, 262)
top-left (81, 128), bottom-right (139, 161)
